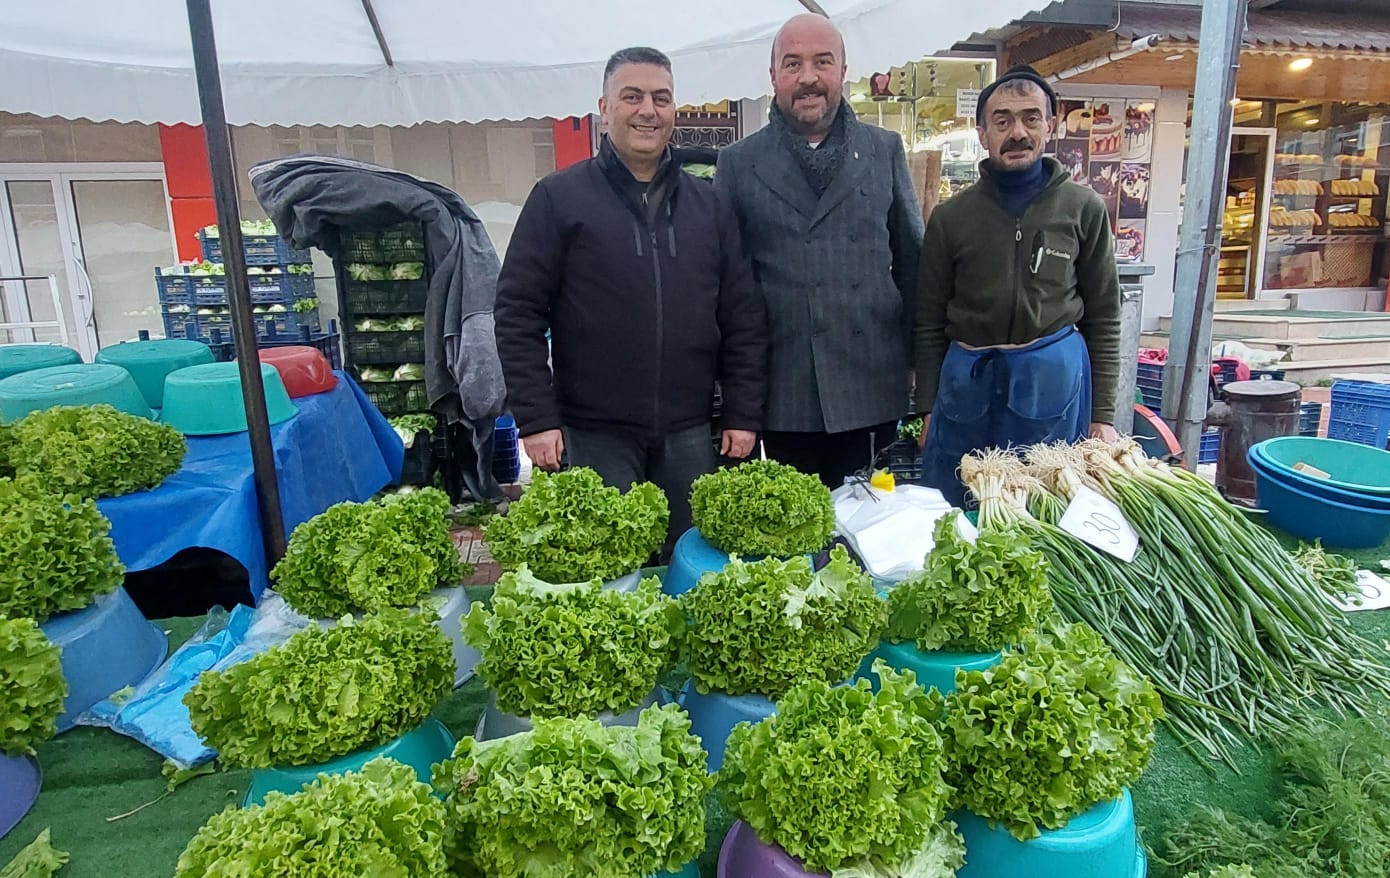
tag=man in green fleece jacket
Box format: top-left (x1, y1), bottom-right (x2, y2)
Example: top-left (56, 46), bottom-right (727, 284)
top-left (913, 66), bottom-right (1121, 507)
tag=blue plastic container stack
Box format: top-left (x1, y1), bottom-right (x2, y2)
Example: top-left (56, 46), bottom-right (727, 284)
top-left (493, 414), bottom-right (521, 484)
top-left (1327, 381), bottom-right (1390, 450)
top-left (1249, 435), bottom-right (1390, 548)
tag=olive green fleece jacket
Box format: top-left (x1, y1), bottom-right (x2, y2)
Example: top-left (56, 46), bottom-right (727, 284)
top-left (912, 157), bottom-right (1122, 425)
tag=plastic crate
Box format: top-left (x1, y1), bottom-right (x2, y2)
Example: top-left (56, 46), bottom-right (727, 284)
top-left (883, 436), bottom-right (922, 482)
top-left (343, 279), bottom-right (430, 315)
top-left (1328, 381), bottom-right (1390, 449)
top-left (1199, 429), bottom-right (1220, 465)
top-left (155, 269), bottom-right (193, 305)
top-left (493, 415), bottom-right (521, 483)
top-left (199, 231), bottom-right (311, 266)
top-left (256, 310), bottom-right (320, 337)
top-left (1298, 401), bottom-right (1322, 438)
top-left (162, 311), bottom-right (198, 339)
top-left (204, 325), bottom-right (342, 370)
top-left (346, 330), bottom-right (426, 365)
top-left (358, 377), bottom-right (429, 417)
top-left (1251, 369), bottom-right (1287, 382)
top-left (341, 224), bottom-right (427, 264)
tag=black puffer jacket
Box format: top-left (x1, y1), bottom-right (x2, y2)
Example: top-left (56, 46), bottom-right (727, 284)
top-left (495, 139), bottom-right (767, 440)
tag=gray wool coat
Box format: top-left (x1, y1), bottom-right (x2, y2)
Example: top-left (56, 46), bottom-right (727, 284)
top-left (715, 114), bottom-right (923, 433)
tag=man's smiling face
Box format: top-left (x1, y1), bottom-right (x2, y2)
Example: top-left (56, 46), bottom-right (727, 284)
top-left (599, 62), bottom-right (675, 165)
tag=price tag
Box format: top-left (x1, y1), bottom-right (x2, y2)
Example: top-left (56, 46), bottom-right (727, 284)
top-left (1327, 570), bottom-right (1390, 613)
top-left (956, 88), bottom-right (981, 120)
top-left (1058, 485), bottom-right (1139, 563)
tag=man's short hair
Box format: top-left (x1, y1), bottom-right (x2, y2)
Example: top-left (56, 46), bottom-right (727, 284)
top-left (603, 47), bottom-right (672, 91)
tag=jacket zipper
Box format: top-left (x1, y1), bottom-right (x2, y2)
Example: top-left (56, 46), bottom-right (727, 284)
top-left (1009, 217), bottom-right (1023, 342)
top-left (642, 192), bottom-right (664, 436)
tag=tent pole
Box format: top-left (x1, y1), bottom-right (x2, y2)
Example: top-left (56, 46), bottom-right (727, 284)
top-left (360, 0), bottom-right (395, 66)
top-left (184, 0), bottom-right (289, 563)
top-left (1161, 0), bottom-right (1246, 471)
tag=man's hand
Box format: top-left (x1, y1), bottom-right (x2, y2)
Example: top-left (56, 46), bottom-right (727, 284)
top-left (522, 429), bottom-right (565, 471)
top-left (1089, 422), bottom-right (1120, 443)
top-left (721, 429), bottom-right (758, 460)
top-left (916, 414), bottom-right (931, 449)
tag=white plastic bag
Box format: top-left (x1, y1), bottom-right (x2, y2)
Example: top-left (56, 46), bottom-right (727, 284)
top-left (831, 482), bottom-right (958, 583)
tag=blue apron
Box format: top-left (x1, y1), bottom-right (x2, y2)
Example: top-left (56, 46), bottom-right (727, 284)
top-left (921, 326), bottom-right (1091, 507)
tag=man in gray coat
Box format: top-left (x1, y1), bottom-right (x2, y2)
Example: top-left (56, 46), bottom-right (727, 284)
top-left (716, 13), bottom-right (923, 489)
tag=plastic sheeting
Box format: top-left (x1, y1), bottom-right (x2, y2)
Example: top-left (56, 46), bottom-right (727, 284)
top-left (0, 1), bottom-right (1045, 125)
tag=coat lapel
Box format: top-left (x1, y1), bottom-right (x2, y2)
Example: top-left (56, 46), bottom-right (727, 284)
top-left (750, 140), bottom-right (819, 221)
top-left (809, 120), bottom-right (873, 229)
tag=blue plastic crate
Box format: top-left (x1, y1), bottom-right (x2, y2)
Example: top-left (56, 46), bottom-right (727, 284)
top-left (1199, 429), bottom-right (1220, 465)
top-left (182, 273), bottom-right (315, 308)
top-left (161, 311), bottom-right (198, 339)
top-left (155, 268), bottom-right (193, 306)
top-left (492, 414), bottom-right (521, 483)
top-left (200, 231), bottom-right (311, 266)
top-left (1328, 381), bottom-right (1390, 449)
top-left (205, 324), bottom-right (343, 371)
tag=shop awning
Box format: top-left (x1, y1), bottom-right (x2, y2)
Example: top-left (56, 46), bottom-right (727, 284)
top-left (0, 0), bottom-right (1046, 126)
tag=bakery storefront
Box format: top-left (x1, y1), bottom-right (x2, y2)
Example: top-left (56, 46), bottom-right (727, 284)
top-left (996, 0), bottom-right (1390, 318)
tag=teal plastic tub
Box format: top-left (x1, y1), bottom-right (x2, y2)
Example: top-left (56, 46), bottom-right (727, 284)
top-left (1253, 436), bottom-right (1390, 497)
top-left (160, 361), bottom-right (297, 435)
top-left (655, 863), bottom-right (701, 878)
top-left (663, 528), bottom-right (815, 597)
top-left (0, 363), bottom-right (152, 422)
top-left (95, 338), bottom-right (214, 409)
top-left (0, 343), bottom-right (81, 381)
top-left (242, 719), bottom-right (456, 806)
top-left (679, 683), bottom-right (777, 772)
top-left (855, 639), bottom-right (1003, 696)
top-left (954, 789), bottom-right (1145, 878)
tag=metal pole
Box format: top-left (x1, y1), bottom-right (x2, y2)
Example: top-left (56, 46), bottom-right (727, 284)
top-left (1162, 0), bottom-right (1247, 471)
top-left (185, 0), bottom-right (289, 561)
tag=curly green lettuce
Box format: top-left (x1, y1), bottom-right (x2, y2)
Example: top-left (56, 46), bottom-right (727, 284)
top-left (681, 545), bottom-right (885, 698)
top-left (886, 512), bottom-right (1053, 652)
top-left (464, 568), bottom-right (682, 718)
top-left (689, 459), bottom-right (833, 556)
top-left (484, 467), bottom-right (668, 582)
top-left (184, 609), bottom-right (453, 768)
top-left (721, 665), bottom-right (955, 873)
top-left (174, 758), bottom-right (447, 877)
top-left (0, 617), bottom-right (67, 757)
top-left (0, 829), bottom-right (69, 878)
top-left (7, 405), bottom-right (186, 498)
top-left (271, 488), bottom-right (468, 618)
top-left (1184, 867), bottom-right (1258, 878)
top-left (433, 703), bottom-right (711, 878)
top-left (0, 476), bottom-right (124, 623)
top-left (943, 622), bottom-right (1164, 840)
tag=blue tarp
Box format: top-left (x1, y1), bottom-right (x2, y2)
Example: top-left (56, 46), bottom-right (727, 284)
top-left (97, 373), bottom-right (404, 599)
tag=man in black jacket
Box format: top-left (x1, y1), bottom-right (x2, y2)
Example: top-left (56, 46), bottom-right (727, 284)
top-left (494, 47), bottom-right (769, 555)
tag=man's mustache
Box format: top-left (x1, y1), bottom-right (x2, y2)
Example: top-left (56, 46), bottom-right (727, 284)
top-left (1002, 141), bottom-right (1033, 152)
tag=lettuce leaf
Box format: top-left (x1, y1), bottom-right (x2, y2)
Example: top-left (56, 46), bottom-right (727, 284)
top-left (943, 622), bottom-right (1164, 839)
top-left (0, 829), bottom-right (69, 878)
top-left (0, 617), bottom-right (66, 756)
top-left (0, 476), bottom-right (124, 623)
top-left (184, 609), bottom-right (454, 768)
top-left (721, 666), bottom-right (954, 871)
top-left (690, 460), bottom-right (833, 556)
top-left (886, 512), bottom-right (1053, 652)
top-left (681, 545), bottom-right (885, 697)
top-left (270, 488), bottom-right (467, 618)
top-left (433, 703), bottom-right (711, 878)
top-left (483, 467), bottom-right (668, 582)
top-left (464, 569), bottom-right (683, 718)
top-left (175, 758), bottom-right (447, 877)
top-left (7, 405), bottom-right (186, 499)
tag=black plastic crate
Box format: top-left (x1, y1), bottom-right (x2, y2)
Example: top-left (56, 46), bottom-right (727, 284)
top-left (343, 279), bottom-right (429, 315)
top-left (341, 224), bottom-right (427, 264)
top-left (883, 437), bottom-right (922, 482)
top-left (200, 231), bottom-right (311, 266)
top-left (347, 330), bottom-right (425, 365)
top-left (357, 377), bottom-right (428, 416)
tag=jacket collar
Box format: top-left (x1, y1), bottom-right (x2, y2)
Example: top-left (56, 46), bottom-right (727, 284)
top-left (750, 100), bottom-right (872, 228)
top-left (597, 135), bottom-right (676, 190)
top-left (976, 156), bottom-right (1070, 203)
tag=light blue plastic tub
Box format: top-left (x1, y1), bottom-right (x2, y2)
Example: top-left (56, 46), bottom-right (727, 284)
top-left (664, 528), bottom-right (738, 597)
top-left (242, 719), bottom-right (456, 807)
top-left (954, 789), bottom-right (1145, 878)
top-left (655, 862), bottom-right (702, 878)
top-left (855, 639), bottom-right (1003, 696)
top-left (39, 587), bottom-right (168, 733)
top-left (679, 683), bottom-right (777, 772)
top-left (0, 754), bottom-right (41, 841)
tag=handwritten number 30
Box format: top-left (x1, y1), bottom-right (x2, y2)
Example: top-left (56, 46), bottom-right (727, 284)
top-left (1080, 511), bottom-right (1123, 546)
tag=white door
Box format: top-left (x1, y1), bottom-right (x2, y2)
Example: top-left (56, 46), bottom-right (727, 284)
top-left (0, 164), bottom-right (176, 358)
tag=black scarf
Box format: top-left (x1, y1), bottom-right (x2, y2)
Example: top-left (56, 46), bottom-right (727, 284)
top-left (769, 98), bottom-right (852, 197)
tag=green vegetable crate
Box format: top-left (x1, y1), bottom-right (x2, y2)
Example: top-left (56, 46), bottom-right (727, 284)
top-left (357, 377), bottom-right (428, 416)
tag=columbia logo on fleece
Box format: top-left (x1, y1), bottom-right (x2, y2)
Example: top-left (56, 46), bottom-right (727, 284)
top-left (1030, 246), bottom-right (1074, 274)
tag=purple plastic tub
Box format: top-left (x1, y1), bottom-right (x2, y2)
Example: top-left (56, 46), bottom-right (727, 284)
top-left (718, 820), bottom-right (829, 878)
top-left (0, 754), bottom-right (41, 840)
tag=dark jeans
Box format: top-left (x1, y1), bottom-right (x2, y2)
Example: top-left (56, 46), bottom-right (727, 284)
top-left (562, 423), bottom-right (717, 562)
top-left (762, 420), bottom-right (900, 490)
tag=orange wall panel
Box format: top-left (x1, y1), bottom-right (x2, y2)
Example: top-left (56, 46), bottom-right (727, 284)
top-left (169, 197), bottom-right (218, 262)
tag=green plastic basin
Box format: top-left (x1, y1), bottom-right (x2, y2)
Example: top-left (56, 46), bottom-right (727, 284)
top-left (160, 362), bottom-right (297, 435)
top-left (95, 339), bottom-right (214, 409)
top-left (0, 363), bottom-right (152, 423)
top-left (0, 344), bottom-right (81, 381)
top-left (242, 719), bottom-right (456, 807)
top-left (1256, 436), bottom-right (1390, 496)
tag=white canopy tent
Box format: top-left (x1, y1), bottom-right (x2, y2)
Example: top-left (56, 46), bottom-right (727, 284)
top-left (2, 0), bottom-right (1045, 125)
